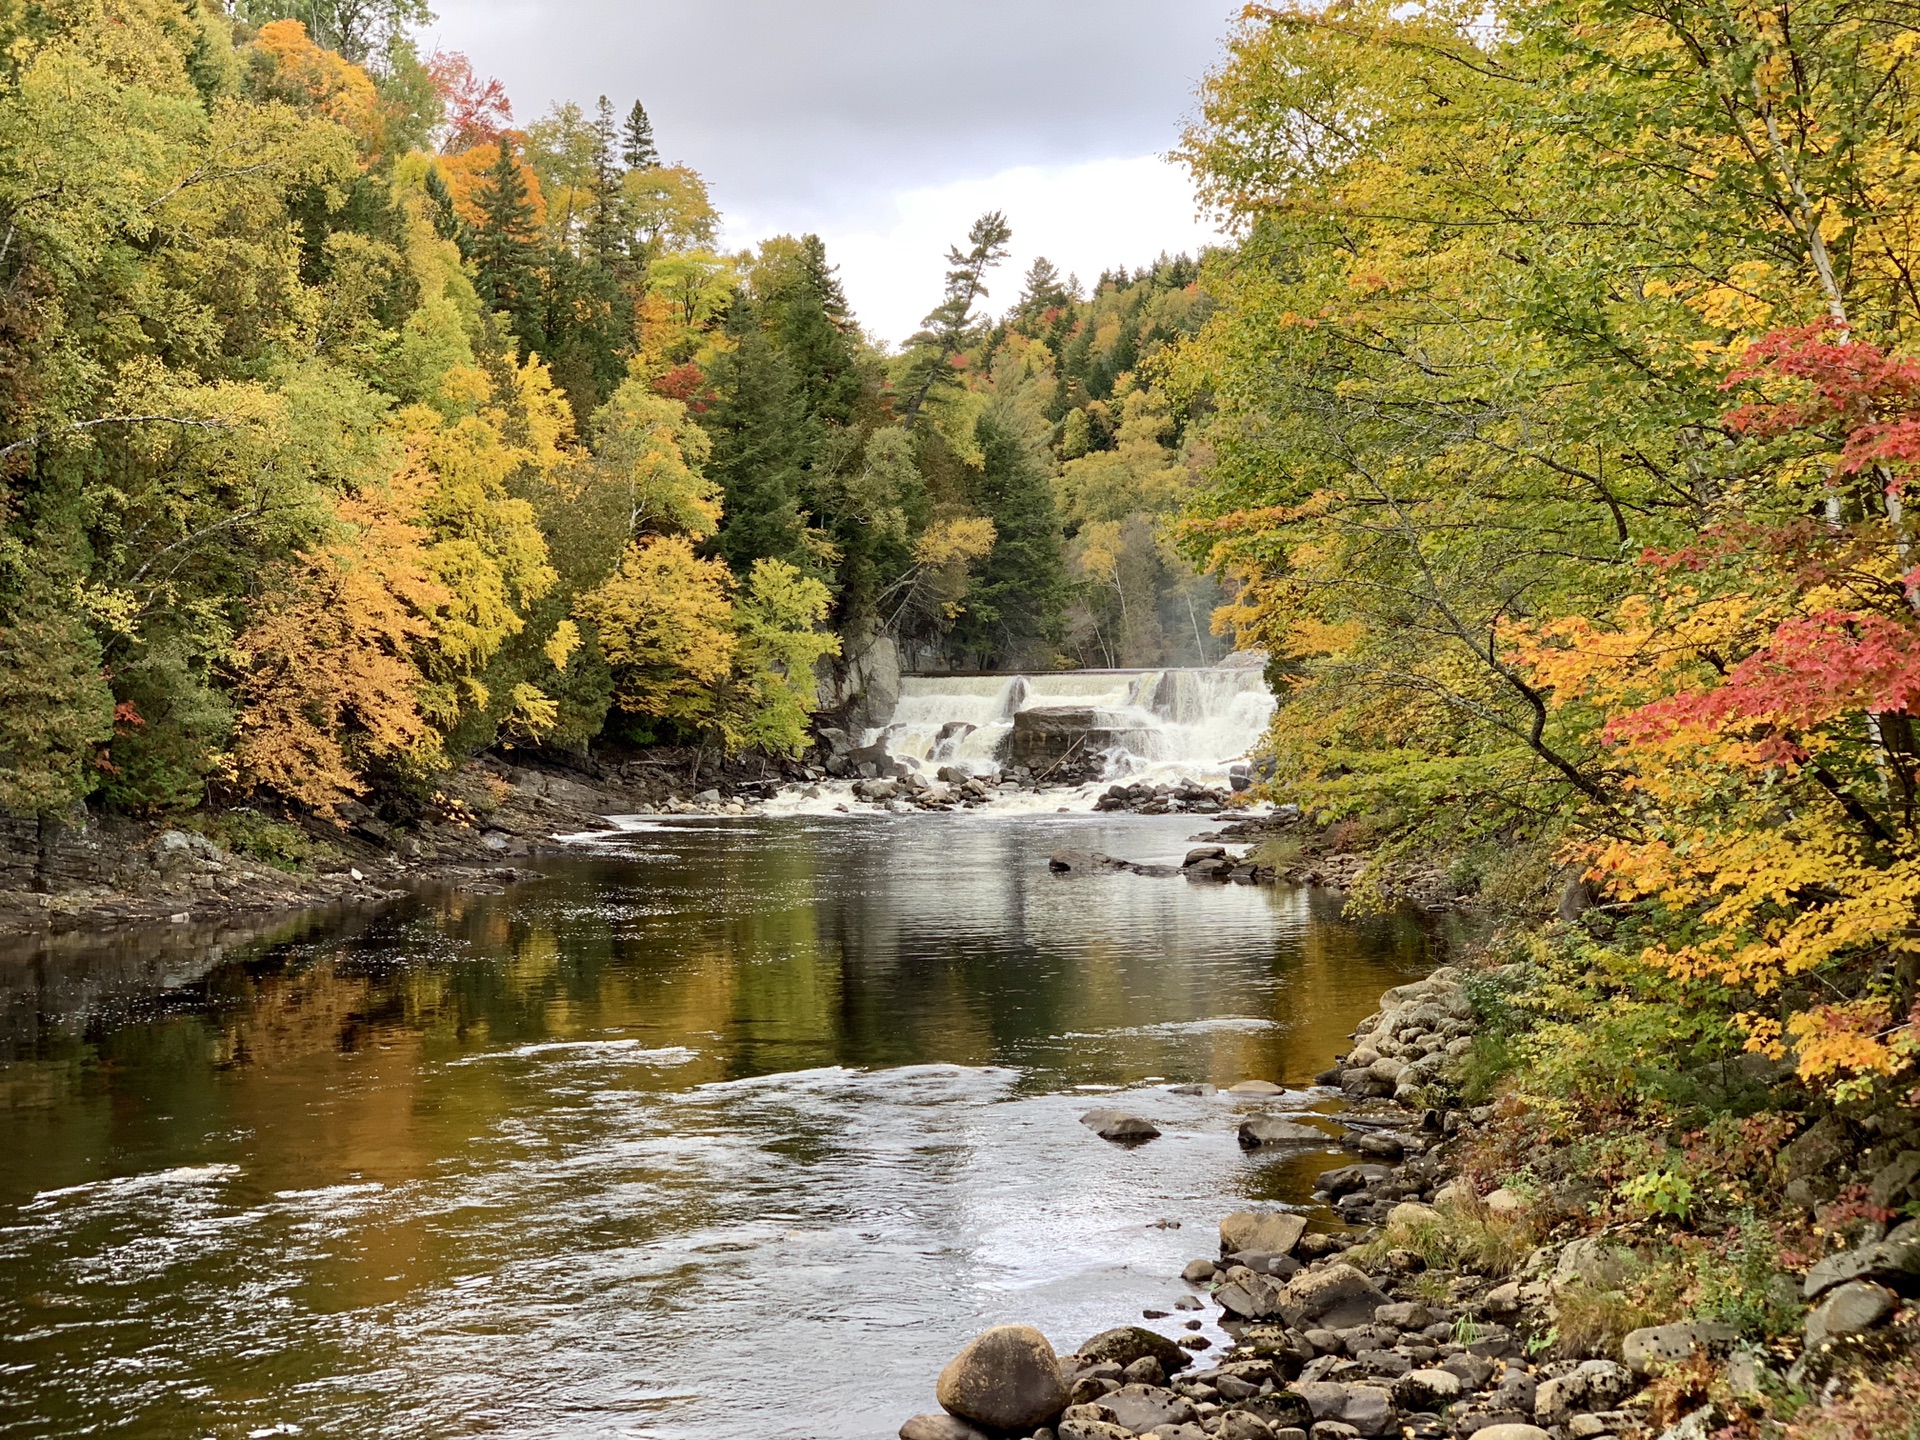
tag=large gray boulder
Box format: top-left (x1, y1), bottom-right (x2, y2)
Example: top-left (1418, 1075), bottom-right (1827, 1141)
top-left (1239, 1117), bottom-right (1331, 1148)
top-left (1802, 1223), bottom-right (1920, 1298)
top-left (1622, 1320), bottom-right (1737, 1376)
top-left (1101, 1383), bottom-right (1198, 1433)
top-left (1803, 1280), bottom-right (1898, 1349)
top-left (935, 1324), bottom-right (1068, 1432)
top-left (1221, 1210), bottom-right (1308, 1257)
top-left (1282, 1262), bottom-right (1388, 1328)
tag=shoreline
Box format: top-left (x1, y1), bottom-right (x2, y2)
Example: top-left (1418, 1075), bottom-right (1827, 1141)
top-left (903, 960), bottom-right (1917, 1440)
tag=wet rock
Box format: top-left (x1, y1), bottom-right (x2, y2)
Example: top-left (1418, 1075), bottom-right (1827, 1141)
top-left (1102, 1383), bottom-right (1197, 1432)
top-left (1185, 846), bottom-right (1229, 866)
top-left (1316, 1165), bottom-right (1392, 1198)
top-left (1120, 1355), bottom-right (1166, 1386)
top-left (1241, 1117), bottom-right (1332, 1148)
top-left (1221, 1210), bottom-right (1309, 1258)
top-left (1182, 1259), bottom-right (1219, 1283)
top-left (1077, 1325), bottom-right (1191, 1375)
top-left (1803, 1279), bottom-right (1897, 1348)
top-left (935, 1324), bottom-right (1069, 1432)
top-left (1621, 1320), bottom-right (1738, 1376)
top-left (1079, 1107), bottom-right (1161, 1143)
top-left (1230, 1079), bottom-right (1286, 1096)
top-left (900, 1415), bottom-right (990, 1440)
top-left (1284, 1263), bottom-right (1388, 1329)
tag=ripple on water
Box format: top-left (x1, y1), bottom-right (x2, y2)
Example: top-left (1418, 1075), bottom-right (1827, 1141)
top-left (0, 813), bottom-right (1452, 1440)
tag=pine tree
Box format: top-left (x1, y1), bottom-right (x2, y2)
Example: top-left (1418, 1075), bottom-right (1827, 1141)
top-left (621, 99), bottom-right (659, 170)
top-left (950, 409), bottom-right (1066, 666)
top-left (585, 95), bottom-right (626, 266)
top-left (705, 299), bottom-right (814, 577)
top-left (761, 235), bottom-right (862, 429)
top-left (1014, 256), bottom-right (1071, 324)
top-left (472, 138), bottom-right (545, 352)
top-left (899, 211), bottom-right (1011, 429)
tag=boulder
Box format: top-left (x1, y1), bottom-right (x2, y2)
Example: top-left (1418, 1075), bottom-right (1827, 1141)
top-left (1221, 1210), bottom-right (1309, 1258)
top-left (1056, 1411), bottom-right (1133, 1440)
top-left (1284, 1263), bottom-right (1388, 1329)
top-left (900, 1416), bottom-right (990, 1440)
top-left (1803, 1280), bottom-right (1898, 1348)
top-left (1241, 1391), bottom-right (1314, 1430)
top-left (1230, 1079), bottom-right (1286, 1096)
top-left (1802, 1226), bottom-right (1920, 1299)
top-left (1622, 1320), bottom-right (1738, 1376)
top-left (935, 1324), bottom-right (1069, 1431)
top-left (1533, 1360), bottom-right (1632, 1425)
top-left (1288, 1382), bottom-right (1350, 1421)
top-left (1383, 1203), bottom-right (1439, 1233)
top-left (1483, 1188), bottom-right (1528, 1220)
top-left (1393, 1369), bottom-right (1462, 1411)
top-left (1184, 846), bottom-right (1229, 866)
top-left (1373, 1301), bottom-right (1435, 1330)
top-left (1183, 1258), bottom-right (1219, 1283)
top-left (1552, 1237), bottom-right (1635, 1292)
top-left (1215, 1267), bottom-right (1288, 1320)
top-left (1077, 1325), bottom-right (1191, 1375)
top-left (1240, 1118), bottom-right (1332, 1148)
top-left (1079, 1107), bottom-right (1161, 1143)
top-left (1466, 1429), bottom-right (1551, 1440)
top-left (1870, 1151), bottom-right (1920, 1210)
top-left (1217, 1415), bottom-right (1276, 1440)
top-left (1340, 1385), bottom-right (1396, 1437)
top-left (1101, 1384), bottom-right (1198, 1433)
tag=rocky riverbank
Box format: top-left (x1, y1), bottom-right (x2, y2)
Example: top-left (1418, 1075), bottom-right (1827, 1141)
top-left (0, 748), bottom-right (796, 938)
top-left (898, 966), bottom-right (1920, 1440)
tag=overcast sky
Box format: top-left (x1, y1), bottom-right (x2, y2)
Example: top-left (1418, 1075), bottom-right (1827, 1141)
top-left (423, 1), bottom-right (1240, 346)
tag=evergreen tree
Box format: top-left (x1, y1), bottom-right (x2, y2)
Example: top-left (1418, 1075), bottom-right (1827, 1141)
top-left (584, 95), bottom-right (625, 266)
top-left (705, 299), bottom-right (814, 577)
top-left (1014, 256), bottom-right (1071, 325)
top-left (898, 211), bottom-right (1011, 429)
top-left (621, 99), bottom-right (659, 170)
top-left (950, 409), bottom-right (1067, 666)
top-left (471, 138), bottom-right (545, 352)
top-left (760, 235), bottom-right (863, 429)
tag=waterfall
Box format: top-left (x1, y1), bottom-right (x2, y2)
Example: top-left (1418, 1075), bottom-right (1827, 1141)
top-left (868, 661), bottom-right (1275, 783)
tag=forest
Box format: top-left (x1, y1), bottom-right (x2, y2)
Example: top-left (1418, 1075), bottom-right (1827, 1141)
top-left (0, 0), bottom-right (1223, 823)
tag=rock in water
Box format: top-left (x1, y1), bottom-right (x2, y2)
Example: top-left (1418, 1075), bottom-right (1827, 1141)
top-left (1228, 1079), bottom-right (1285, 1095)
top-left (936, 1324), bottom-right (1069, 1432)
top-left (1238, 1117), bottom-right (1329, 1148)
top-left (1220, 1210), bottom-right (1309, 1257)
top-left (1079, 1107), bottom-right (1161, 1143)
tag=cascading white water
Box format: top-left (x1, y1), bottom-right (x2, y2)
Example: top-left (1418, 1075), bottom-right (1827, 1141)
top-left (870, 662), bottom-right (1276, 784)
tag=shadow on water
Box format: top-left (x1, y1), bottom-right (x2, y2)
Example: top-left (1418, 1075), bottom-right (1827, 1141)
top-left (0, 814), bottom-right (1472, 1440)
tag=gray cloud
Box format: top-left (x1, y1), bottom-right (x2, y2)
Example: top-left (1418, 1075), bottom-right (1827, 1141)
top-left (425, 1), bottom-right (1239, 218)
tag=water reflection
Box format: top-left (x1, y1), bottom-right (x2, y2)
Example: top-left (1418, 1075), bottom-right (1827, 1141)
top-left (0, 814), bottom-right (1454, 1440)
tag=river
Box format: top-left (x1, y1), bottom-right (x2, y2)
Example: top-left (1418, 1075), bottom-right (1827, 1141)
top-left (0, 813), bottom-right (1455, 1439)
